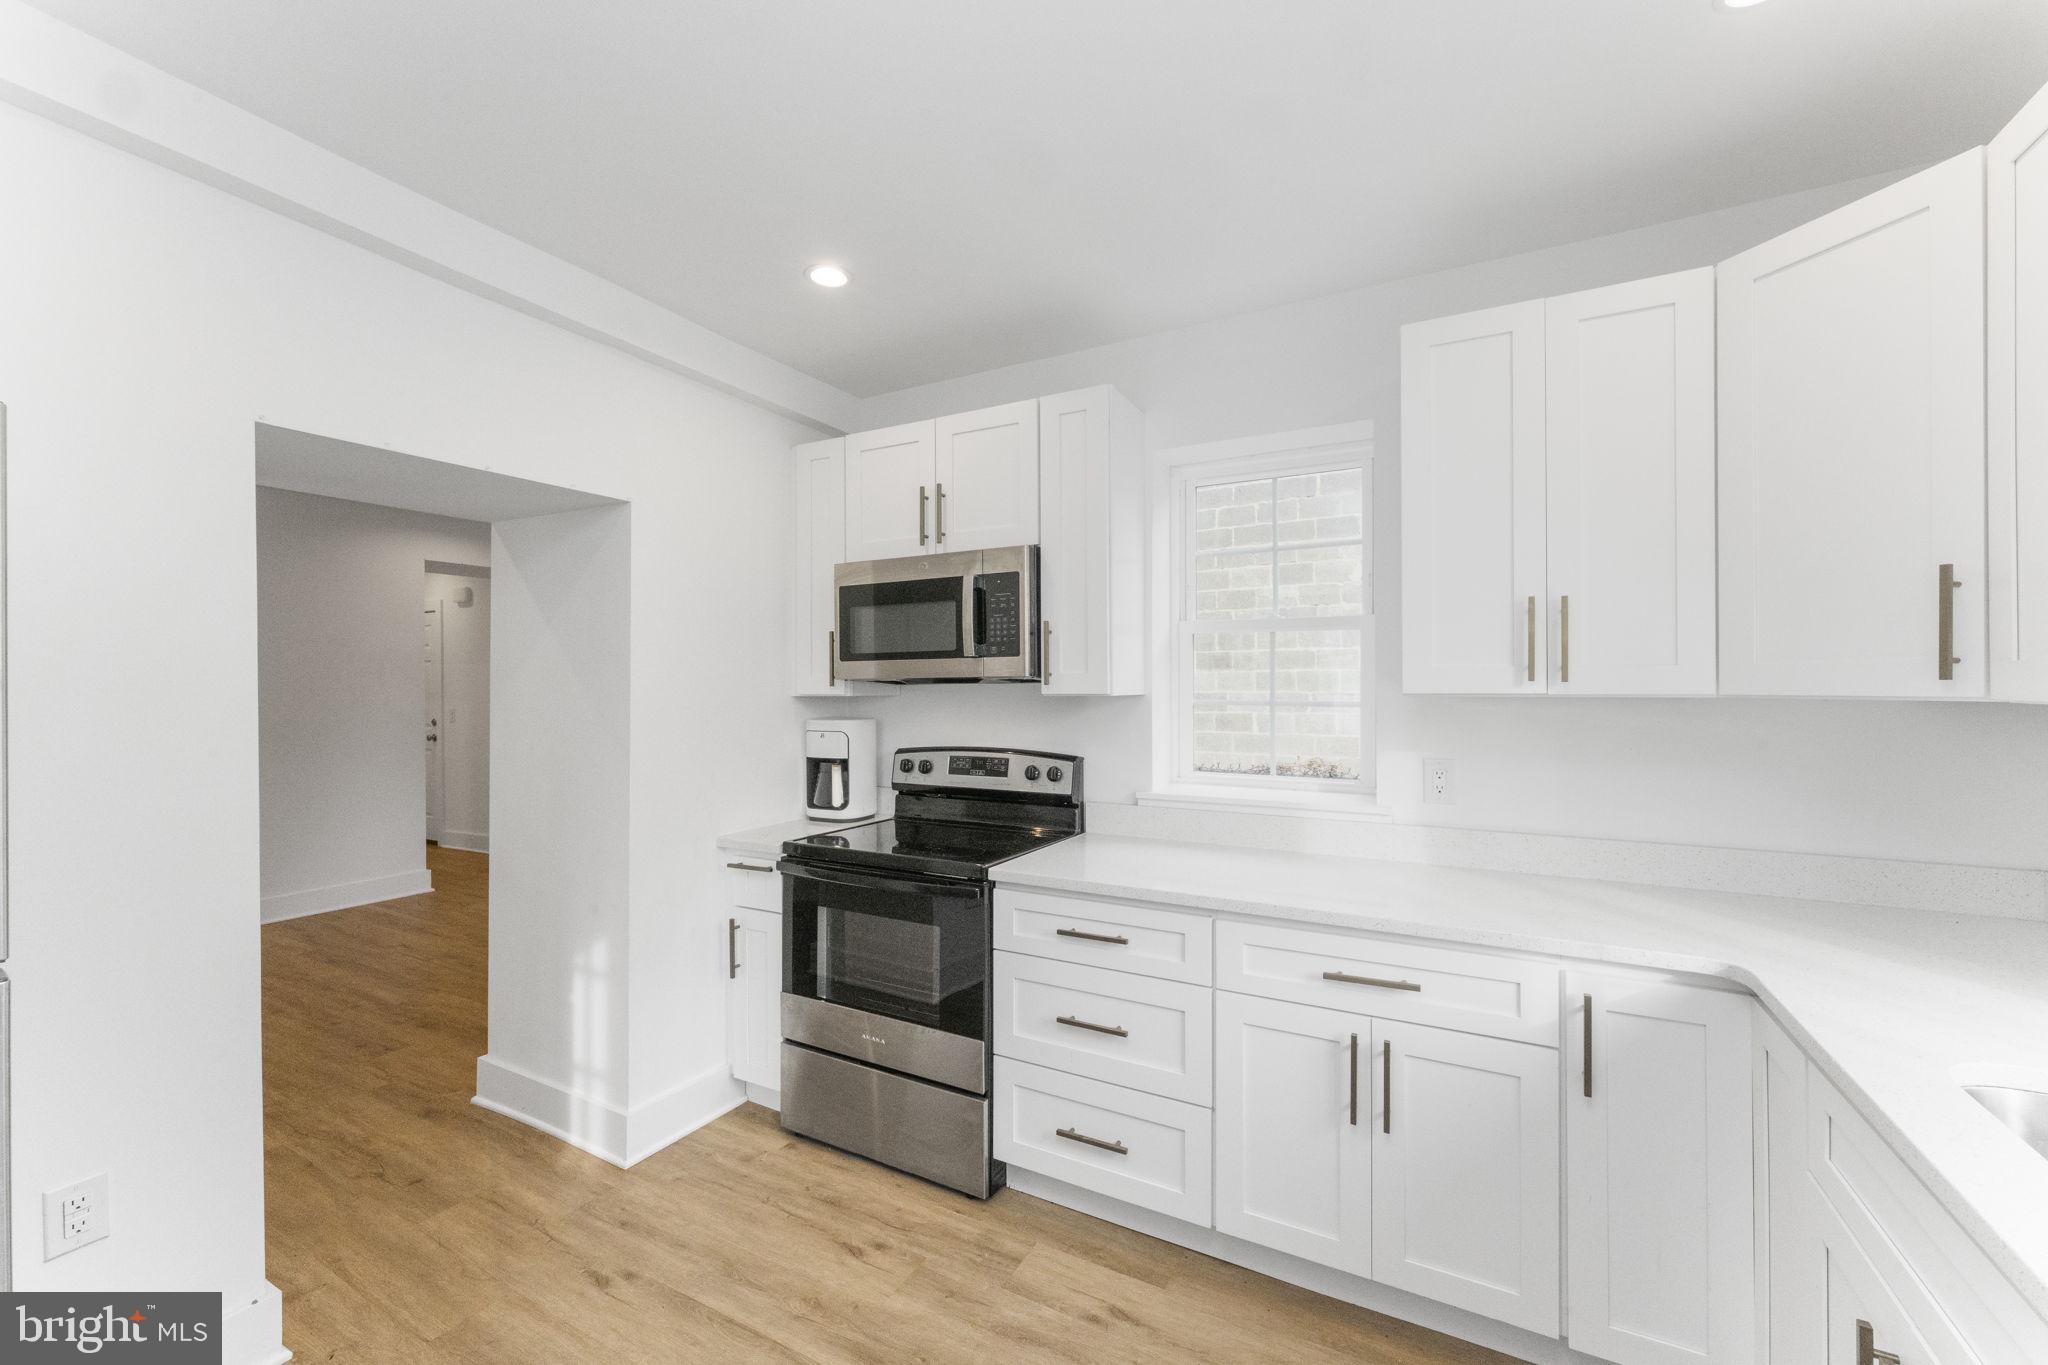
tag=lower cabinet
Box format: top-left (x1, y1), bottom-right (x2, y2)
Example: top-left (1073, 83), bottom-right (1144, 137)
top-left (1566, 974), bottom-right (1755, 1365)
top-left (1213, 992), bottom-right (1561, 1331)
top-left (1214, 992), bottom-right (1374, 1277)
top-left (725, 906), bottom-right (782, 1093)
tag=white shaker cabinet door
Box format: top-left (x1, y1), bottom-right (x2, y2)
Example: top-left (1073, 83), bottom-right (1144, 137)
top-left (1567, 975), bottom-right (1755, 1365)
top-left (790, 437), bottom-right (850, 696)
top-left (844, 419), bottom-right (937, 561)
top-left (1989, 80), bottom-right (2048, 702)
top-left (1718, 149), bottom-right (1986, 698)
top-left (934, 400), bottom-right (1037, 552)
top-left (1038, 387), bottom-right (1146, 696)
top-left (725, 907), bottom-right (783, 1093)
top-left (1400, 300), bottom-right (1548, 694)
top-left (1213, 992), bottom-right (1372, 1276)
top-left (1370, 1020), bottom-right (1560, 1337)
top-left (1546, 269), bottom-right (1717, 696)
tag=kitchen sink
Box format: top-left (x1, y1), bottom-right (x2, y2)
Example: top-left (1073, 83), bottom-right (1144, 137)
top-left (1966, 1085), bottom-right (2048, 1161)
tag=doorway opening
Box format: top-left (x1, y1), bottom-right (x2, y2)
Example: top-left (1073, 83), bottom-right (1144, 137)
top-left (424, 560), bottom-right (490, 852)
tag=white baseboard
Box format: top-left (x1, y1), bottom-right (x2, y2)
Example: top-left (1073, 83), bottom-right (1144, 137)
top-left (260, 868), bottom-right (433, 923)
top-left (222, 1280), bottom-right (290, 1365)
top-left (472, 1053), bottom-right (743, 1168)
top-left (436, 829), bottom-right (489, 853)
top-left (1006, 1169), bottom-right (1607, 1365)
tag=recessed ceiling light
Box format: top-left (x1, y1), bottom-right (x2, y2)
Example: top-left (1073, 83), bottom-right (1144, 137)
top-left (807, 263), bottom-right (849, 288)
top-left (1714, 0), bottom-right (1771, 8)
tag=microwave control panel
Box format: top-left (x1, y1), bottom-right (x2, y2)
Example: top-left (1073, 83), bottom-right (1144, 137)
top-left (974, 571), bottom-right (1022, 657)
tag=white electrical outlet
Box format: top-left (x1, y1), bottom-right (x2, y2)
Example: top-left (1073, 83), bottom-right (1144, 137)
top-left (1424, 756), bottom-right (1455, 805)
top-left (44, 1173), bottom-right (110, 1259)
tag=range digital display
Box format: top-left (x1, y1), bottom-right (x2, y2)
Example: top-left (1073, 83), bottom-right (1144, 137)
top-left (948, 755), bottom-right (1010, 778)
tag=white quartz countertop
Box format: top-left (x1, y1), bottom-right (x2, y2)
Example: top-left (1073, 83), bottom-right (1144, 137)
top-left (716, 815), bottom-right (883, 861)
top-left (994, 832), bottom-right (2048, 1315)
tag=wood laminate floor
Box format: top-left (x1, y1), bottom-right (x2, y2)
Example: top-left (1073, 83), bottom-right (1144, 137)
top-left (262, 843), bottom-right (1518, 1364)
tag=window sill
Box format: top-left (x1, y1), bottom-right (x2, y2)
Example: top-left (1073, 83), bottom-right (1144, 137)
top-left (1134, 785), bottom-right (1393, 823)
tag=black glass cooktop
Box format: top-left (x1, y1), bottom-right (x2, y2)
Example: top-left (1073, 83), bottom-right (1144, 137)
top-left (782, 817), bottom-right (1075, 881)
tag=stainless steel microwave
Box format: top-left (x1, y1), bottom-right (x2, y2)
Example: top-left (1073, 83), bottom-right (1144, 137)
top-left (833, 545), bottom-right (1040, 683)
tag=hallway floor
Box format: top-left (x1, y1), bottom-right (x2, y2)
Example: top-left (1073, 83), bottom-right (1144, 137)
top-left (260, 843), bottom-right (1514, 1364)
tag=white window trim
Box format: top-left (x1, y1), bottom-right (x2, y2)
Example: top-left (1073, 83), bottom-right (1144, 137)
top-left (1143, 422), bottom-right (1380, 813)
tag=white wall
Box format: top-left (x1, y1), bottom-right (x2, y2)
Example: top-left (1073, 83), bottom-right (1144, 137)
top-left (425, 568), bottom-right (491, 851)
top-left (839, 170), bottom-right (2048, 872)
top-left (257, 488), bottom-right (489, 918)
top-left (0, 96), bottom-right (815, 1342)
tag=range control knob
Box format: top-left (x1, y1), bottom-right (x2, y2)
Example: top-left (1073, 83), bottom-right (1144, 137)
top-left (1023, 765), bottom-right (1041, 782)
top-left (898, 757), bottom-right (914, 773)
top-left (1046, 765), bottom-right (1065, 784)
top-left (918, 759), bottom-right (934, 775)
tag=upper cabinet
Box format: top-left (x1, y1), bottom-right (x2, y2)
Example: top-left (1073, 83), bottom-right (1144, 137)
top-left (1039, 387), bottom-right (1146, 696)
top-left (1990, 83), bottom-right (2048, 703)
top-left (1400, 270), bottom-right (1715, 696)
top-left (1717, 150), bottom-right (1987, 699)
top-left (791, 386), bottom-right (1147, 696)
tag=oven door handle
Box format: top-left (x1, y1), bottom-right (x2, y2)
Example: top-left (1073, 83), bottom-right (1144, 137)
top-left (775, 859), bottom-right (986, 901)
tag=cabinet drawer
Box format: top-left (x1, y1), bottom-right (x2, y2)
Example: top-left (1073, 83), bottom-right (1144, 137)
top-left (1807, 1069), bottom-right (2040, 1364)
top-left (994, 953), bottom-right (1212, 1105)
top-left (994, 887), bottom-right (1212, 984)
top-left (722, 858), bottom-right (781, 911)
top-left (994, 1057), bottom-right (1212, 1225)
top-left (1215, 920), bottom-right (1558, 1044)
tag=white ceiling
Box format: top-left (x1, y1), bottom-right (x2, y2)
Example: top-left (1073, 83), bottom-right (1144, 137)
top-left (29, 1), bottom-right (2048, 397)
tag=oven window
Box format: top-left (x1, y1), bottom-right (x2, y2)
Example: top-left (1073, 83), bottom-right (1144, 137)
top-left (785, 876), bottom-right (987, 1037)
top-left (839, 577), bottom-right (963, 660)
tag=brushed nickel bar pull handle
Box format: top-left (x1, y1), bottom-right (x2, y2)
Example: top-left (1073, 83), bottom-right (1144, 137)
top-left (827, 628), bottom-right (837, 686)
top-left (1056, 1014), bottom-right (1129, 1038)
top-left (1043, 618), bottom-right (1053, 675)
top-left (935, 481), bottom-right (946, 543)
top-left (1524, 594), bottom-right (1536, 682)
top-left (1857, 1320), bottom-right (1902, 1365)
top-left (1349, 1033), bottom-right (1359, 1127)
top-left (1055, 927), bottom-right (1129, 945)
top-left (728, 917), bottom-right (740, 979)
top-left (1583, 993), bottom-right (1594, 1099)
top-left (1056, 1127), bottom-right (1127, 1155)
top-left (1559, 595), bottom-right (1570, 683)
top-left (919, 485), bottom-right (930, 546)
top-left (1382, 1039), bottom-right (1392, 1135)
top-left (725, 861), bottom-right (774, 873)
top-left (1939, 563), bottom-right (1960, 680)
top-left (1323, 971), bottom-right (1422, 992)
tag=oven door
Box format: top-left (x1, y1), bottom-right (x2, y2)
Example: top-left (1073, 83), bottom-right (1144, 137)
top-left (780, 861), bottom-right (991, 1092)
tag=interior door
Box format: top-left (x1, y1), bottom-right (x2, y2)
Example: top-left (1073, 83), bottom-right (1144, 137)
top-left (934, 400), bottom-right (1037, 552)
top-left (844, 420), bottom-right (937, 561)
top-left (1546, 269), bottom-right (1717, 696)
top-left (1567, 976), bottom-right (1755, 1365)
top-left (1371, 1019), bottom-right (1560, 1336)
top-left (1400, 300), bottom-right (1548, 693)
top-left (423, 603), bottom-right (443, 843)
top-left (1990, 80), bottom-right (2048, 702)
top-left (1213, 991), bottom-right (1371, 1277)
top-left (1718, 149), bottom-right (1987, 698)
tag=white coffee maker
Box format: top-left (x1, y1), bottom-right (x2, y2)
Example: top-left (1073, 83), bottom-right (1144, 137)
top-left (803, 719), bottom-right (878, 822)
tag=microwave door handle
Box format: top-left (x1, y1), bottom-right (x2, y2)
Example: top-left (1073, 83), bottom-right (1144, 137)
top-left (971, 577), bottom-right (988, 653)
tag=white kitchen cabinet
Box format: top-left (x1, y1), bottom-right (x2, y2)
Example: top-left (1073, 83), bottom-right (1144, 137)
top-left (1754, 1007), bottom-right (1813, 1365)
top-left (935, 400), bottom-right (1038, 552)
top-left (1989, 81), bottom-right (2048, 703)
top-left (1806, 1189), bottom-right (1951, 1365)
top-left (1567, 974), bottom-right (1755, 1365)
top-left (790, 437), bottom-right (854, 695)
top-left (725, 904), bottom-right (782, 1094)
top-left (1371, 1019), bottom-right (1560, 1336)
top-left (1546, 268), bottom-right (1718, 696)
top-left (1717, 149), bottom-right (1987, 698)
top-left (1213, 991), bottom-right (1372, 1276)
top-left (844, 419), bottom-right (937, 561)
top-left (1400, 300), bottom-right (1548, 694)
top-left (1038, 386), bottom-right (1146, 695)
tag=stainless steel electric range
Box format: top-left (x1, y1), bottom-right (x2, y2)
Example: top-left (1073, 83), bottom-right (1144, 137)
top-left (776, 746), bottom-right (1083, 1198)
